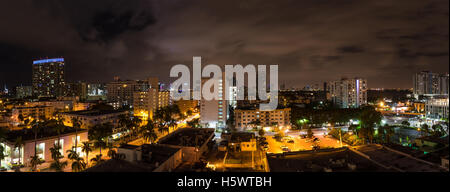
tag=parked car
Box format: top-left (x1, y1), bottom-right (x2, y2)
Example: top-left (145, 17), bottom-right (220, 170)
top-left (280, 145), bottom-right (290, 152)
top-left (287, 140), bottom-right (295, 144)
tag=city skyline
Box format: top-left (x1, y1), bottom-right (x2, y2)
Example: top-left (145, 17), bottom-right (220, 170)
top-left (1, 0), bottom-right (448, 89)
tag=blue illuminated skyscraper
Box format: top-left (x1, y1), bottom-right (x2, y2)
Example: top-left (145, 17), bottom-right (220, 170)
top-left (32, 58), bottom-right (66, 97)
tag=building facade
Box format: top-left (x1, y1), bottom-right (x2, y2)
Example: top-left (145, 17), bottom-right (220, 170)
top-left (200, 77), bottom-right (228, 129)
top-left (235, 107), bottom-right (291, 130)
top-left (11, 106), bottom-right (55, 124)
top-left (133, 89), bottom-right (172, 120)
top-left (425, 96), bottom-right (449, 120)
top-left (32, 58), bottom-right (66, 98)
top-left (60, 109), bottom-right (128, 130)
top-left (327, 78), bottom-right (367, 108)
top-left (1, 129), bottom-right (88, 168)
top-left (15, 86), bottom-right (33, 99)
top-left (106, 77), bottom-right (150, 107)
top-left (413, 71), bottom-right (449, 96)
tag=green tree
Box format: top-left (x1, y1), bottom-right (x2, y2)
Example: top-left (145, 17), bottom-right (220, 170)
top-left (431, 124), bottom-right (444, 137)
top-left (49, 143), bottom-right (67, 172)
top-left (71, 117), bottom-right (82, 153)
top-left (359, 106), bottom-right (382, 144)
top-left (141, 120), bottom-right (158, 144)
top-left (71, 155), bottom-right (86, 172)
top-left (81, 142), bottom-right (93, 167)
top-left (401, 121), bottom-right (410, 127)
top-left (421, 124), bottom-right (429, 136)
top-left (0, 144), bottom-right (5, 169)
top-left (258, 128), bottom-right (265, 137)
top-left (14, 136), bottom-right (24, 165)
top-left (90, 154), bottom-right (105, 166)
top-left (30, 155), bottom-right (43, 172)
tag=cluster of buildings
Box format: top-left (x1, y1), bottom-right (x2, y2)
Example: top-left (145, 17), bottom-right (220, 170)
top-left (413, 71), bottom-right (449, 121)
top-left (325, 78), bottom-right (368, 108)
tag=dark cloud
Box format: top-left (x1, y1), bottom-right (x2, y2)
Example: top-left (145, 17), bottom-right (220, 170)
top-left (0, 0), bottom-right (448, 89)
top-left (337, 46), bottom-right (365, 54)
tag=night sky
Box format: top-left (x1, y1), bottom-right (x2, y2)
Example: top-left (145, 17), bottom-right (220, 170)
top-left (0, 0), bottom-right (448, 89)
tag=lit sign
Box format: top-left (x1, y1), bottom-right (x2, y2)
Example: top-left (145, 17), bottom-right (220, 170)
top-left (33, 58), bottom-right (65, 64)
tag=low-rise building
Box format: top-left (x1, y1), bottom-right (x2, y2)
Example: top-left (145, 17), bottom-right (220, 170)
top-left (1, 127), bottom-right (88, 168)
top-left (235, 107), bottom-right (291, 130)
top-left (228, 132), bottom-right (257, 152)
top-left (158, 128), bottom-right (215, 163)
top-left (60, 109), bottom-right (128, 130)
top-left (425, 96), bottom-right (449, 120)
top-left (11, 106), bottom-right (54, 124)
top-left (84, 144), bottom-right (182, 172)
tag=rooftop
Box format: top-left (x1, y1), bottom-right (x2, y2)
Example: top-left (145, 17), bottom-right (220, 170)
top-left (268, 147), bottom-right (388, 172)
top-left (86, 144), bottom-right (181, 172)
top-left (230, 132), bottom-right (255, 143)
top-left (416, 136), bottom-right (449, 145)
top-left (355, 144), bottom-right (446, 172)
top-left (62, 109), bottom-right (126, 116)
top-left (158, 128), bottom-right (215, 147)
top-left (84, 159), bottom-right (154, 172)
top-left (5, 125), bottom-right (86, 143)
top-left (139, 144), bottom-right (181, 165)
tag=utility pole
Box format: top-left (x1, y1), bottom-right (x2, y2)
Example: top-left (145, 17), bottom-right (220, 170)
top-left (339, 128), bottom-right (343, 147)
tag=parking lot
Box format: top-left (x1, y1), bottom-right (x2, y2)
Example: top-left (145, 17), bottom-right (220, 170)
top-left (264, 130), bottom-right (344, 154)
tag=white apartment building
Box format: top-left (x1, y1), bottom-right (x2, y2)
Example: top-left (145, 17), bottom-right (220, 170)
top-left (235, 108), bottom-right (291, 130)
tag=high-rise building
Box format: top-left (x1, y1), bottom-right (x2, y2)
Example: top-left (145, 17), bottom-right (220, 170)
top-left (327, 78), bottom-right (367, 108)
top-left (15, 85), bottom-right (33, 98)
top-left (65, 82), bottom-right (88, 100)
top-left (106, 77), bottom-right (150, 107)
top-left (413, 71), bottom-right (449, 96)
top-left (133, 89), bottom-right (172, 119)
top-left (200, 76), bottom-right (228, 129)
top-left (32, 58), bottom-right (66, 97)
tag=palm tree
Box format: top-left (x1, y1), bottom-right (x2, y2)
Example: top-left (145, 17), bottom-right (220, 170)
top-left (66, 149), bottom-right (78, 161)
top-left (118, 114), bottom-right (132, 137)
top-left (50, 159), bottom-right (68, 172)
top-left (90, 154), bottom-right (105, 166)
top-left (421, 124), bottom-right (429, 136)
top-left (141, 120), bottom-right (158, 144)
top-left (31, 118), bottom-right (43, 158)
top-left (431, 124), bottom-right (443, 137)
top-left (0, 128), bottom-right (7, 169)
top-left (54, 118), bottom-right (65, 154)
top-left (14, 136), bottom-right (25, 165)
top-left (49, 143), bottom-right (67, 172)
top-left (89, 123), bottom-right (111, 158)
top-left (81, 142), bottom-right (92, 167)
top-left (71, 156), bottom-right (86, 172)
top-left (71, 117), bottom-right (82, 154)
top-left (29, 155), bottom-right (43, 172)
top-left (49, 143), bottom-right (63, 161)
top-left (107, 147), bottom-right (117, 159)
top-left (0, 145), bottom-right (5, 169)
